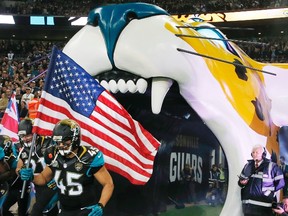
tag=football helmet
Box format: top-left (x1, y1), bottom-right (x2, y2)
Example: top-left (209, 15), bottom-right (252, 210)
top-left (0, 135), bottom-right (13, 157)
top-left (52, 119), bottom-right (81, 156)
top-left (18, 118), bottom-right (33, 147)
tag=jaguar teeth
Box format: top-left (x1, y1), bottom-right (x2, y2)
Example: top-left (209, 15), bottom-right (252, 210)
top-left (151, 78), bottom-right (173, 114)
top-left (99, 77), bottom-right (173, 115)
top-left (99, 78), bottom-right (148, 94)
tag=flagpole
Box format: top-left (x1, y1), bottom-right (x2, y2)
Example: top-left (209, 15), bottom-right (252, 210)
top-left (24, 69), bottom-right (48, 86)
top-left (21, 133), bottom-right (38, 199)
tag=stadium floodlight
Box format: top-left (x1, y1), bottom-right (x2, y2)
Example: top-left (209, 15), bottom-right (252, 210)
top-left (0, 15), bottom-right (15, 24)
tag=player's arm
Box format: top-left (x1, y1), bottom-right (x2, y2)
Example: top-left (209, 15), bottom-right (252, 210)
top-left (33, 166), bottom-right (54, 185)
top-left (84, 150), bottom-right (114, 215)
top-left (94, 165), bottom-right (114, 207)
top-left (15, 158), bottom-right (24, 175)
top-left (88, 149), bottom-right (114, 207)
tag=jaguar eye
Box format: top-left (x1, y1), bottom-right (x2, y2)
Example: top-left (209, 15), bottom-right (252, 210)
top-left (126, 12), bottom-right (137, 22)
top-left (91, 18), bottom-right (98, 27)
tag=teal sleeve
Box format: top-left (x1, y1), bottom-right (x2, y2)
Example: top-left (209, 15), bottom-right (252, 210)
top-left (10, 159), bottom-right (17, 169)
top-left (0, 147), bottom-right (4, 160)
top-left (12, 144), bottom-right (18, 157)
top-left (91, 151), bottom-right (105, 167)
top-left (86, 151), bottom-right (105, 177)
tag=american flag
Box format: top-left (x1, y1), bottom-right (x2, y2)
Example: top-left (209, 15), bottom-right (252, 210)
top-left (0, 93), bottom-right (19, 142)
top-left (33, 46), bottom-right (161, 185)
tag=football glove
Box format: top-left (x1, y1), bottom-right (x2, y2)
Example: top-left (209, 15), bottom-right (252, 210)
top-left (85, 203), bottom-right (104, 216)
top-left (19, 167), bottom-right (34, 181)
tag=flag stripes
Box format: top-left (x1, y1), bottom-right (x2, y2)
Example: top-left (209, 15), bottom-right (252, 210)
top-left (0, 93), bottom-right (19, 142)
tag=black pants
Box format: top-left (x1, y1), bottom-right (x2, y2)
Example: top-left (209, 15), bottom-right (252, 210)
top-left (30, 185), bottom-right (58, 216)
top-left (2, 187), bottom-right (30, 216)
top-left (242, 203), bottom-right (273, 216)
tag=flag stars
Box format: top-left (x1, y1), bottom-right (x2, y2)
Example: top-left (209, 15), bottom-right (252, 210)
top-left (47, 49), bottom-right (107, 117)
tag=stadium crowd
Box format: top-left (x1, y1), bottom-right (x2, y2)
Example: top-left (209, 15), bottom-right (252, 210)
top-left (0, 0), bottom-right (288, 16)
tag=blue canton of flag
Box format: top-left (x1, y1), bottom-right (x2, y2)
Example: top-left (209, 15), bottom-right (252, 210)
top-left (46, 48), bottom-right (105, 117)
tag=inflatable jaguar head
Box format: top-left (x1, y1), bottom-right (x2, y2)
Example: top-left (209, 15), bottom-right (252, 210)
top-left (63, 3), bottom-right (288, 215)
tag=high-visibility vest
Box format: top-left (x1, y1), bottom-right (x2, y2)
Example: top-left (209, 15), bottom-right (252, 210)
top-left (219, 168), bottom-right (225, 182)
top-left (28, 99), bottom-right (40, 119)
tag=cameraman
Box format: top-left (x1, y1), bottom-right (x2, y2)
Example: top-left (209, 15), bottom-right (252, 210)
top-left (273, 197), bottom-right (288, 215)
